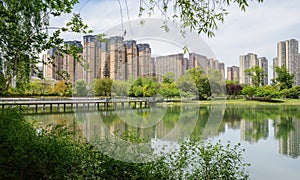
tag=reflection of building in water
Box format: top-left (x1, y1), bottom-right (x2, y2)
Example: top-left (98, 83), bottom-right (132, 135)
top-left (240, 119), bottom-right (268, 143)
top-left (275, 119), bottom-right (300, 158)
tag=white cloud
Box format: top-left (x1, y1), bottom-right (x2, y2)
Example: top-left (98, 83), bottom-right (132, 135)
top-left (204, 0), bottom-right (300, 64)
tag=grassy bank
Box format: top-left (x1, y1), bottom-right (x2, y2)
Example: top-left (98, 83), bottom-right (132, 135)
top-left (160, 98), bottom-right (300, 106)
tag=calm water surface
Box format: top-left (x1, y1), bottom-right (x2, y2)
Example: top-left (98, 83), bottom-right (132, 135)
top-left (26, 105), bottom-right (300, 180)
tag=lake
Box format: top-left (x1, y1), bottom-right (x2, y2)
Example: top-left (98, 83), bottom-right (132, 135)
top-left (25, 104), bottom-right (300, 180)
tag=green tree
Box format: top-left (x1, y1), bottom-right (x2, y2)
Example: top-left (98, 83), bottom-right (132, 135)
top-left (255, 86), bottom-right (280, 99)
top-left (53, 80), bottom-right (72, 96)
top-left (94, 78), bottom-right (113, 97)
top-left (187, 67), bottom-right (211, 100)
top-left (176, 74), bottom-right (198, 99)
top-left (111, 80), bottom-right (130, 96)
top-left (245, 66), bottom-right (265, 87)
top-left (242, 85), bottom-right (257, 98)
top-left (281, 86), bottom-right (300, 99)
top-left (103, 63), bottom-right (110, 78)
top-left (129, 77), bottom-right (159, 97)
top-left (140, 0), bottom-right (263, 37)
top-left (208, 69), bottom-right (225, 96)
top-left (28, 80), bottom-right (45, 95)
top-left (162, 72), bottom-right (175, 84)
top-left (0, 0), bottom-right (90, 93)
top-left (274, 65), bottom-right (294, 90)
top-left (159, 82), bottom-right (180, 100)
top-left (73, 80), bottom-right (88, 96)
top-left (274, 117), bottom-right (295, 141)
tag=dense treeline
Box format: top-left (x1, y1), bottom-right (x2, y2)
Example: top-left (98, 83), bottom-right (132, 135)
top-left (3, 65), bottom-right (300, 100)
top-left (0, 68), bottom-right (220, 100)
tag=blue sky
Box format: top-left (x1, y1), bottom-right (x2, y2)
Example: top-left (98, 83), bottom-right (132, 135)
top-left (53, 0), bottom-right (300, 79)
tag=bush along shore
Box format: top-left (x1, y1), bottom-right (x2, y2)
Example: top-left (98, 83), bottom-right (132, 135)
top-left (0, 108), bottom-right (250, 179)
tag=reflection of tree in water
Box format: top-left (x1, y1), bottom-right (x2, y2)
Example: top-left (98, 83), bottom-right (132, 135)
top-left (221, 107), bottom-right (243, 130)
top-left (190, 107), bottom-right (209, 142)
top-left (274, 117), bottom-right (295, 140)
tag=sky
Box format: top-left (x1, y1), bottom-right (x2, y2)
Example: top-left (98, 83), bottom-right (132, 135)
top-left (52, 0), bottom-right (300, 80)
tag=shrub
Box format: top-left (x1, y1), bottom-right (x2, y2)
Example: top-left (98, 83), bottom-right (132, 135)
top-left (0, 109), bottom-right (250, 179)
top-left (150, 141), bottom-right (250, 179)
top-left (0, 108), bottom-right (90, 178)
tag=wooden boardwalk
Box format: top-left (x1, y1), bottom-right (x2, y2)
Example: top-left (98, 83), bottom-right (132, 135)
top-left (0, 98), bottom-right (155, 114)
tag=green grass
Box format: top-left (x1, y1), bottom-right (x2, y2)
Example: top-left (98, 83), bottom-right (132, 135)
top-left (159, 98), bottom-right (300, 106)
top-left (224, 98), bottom-right (300, 105)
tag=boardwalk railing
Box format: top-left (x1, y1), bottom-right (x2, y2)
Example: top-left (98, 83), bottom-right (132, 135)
top-left (0, 97), bottom-right (155, 114)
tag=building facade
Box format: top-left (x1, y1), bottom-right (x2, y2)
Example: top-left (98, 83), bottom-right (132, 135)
top-left (275, 39), bottom-right (299, 85)
top-left (227, 66), bottom-right (240, 82)
top-left (239, 53), bottom-right (268, 85)
top-left (258, 57), bottom-right (268, 86)
top-left (137, 44), bottom-right (153, 77)
top-left (43, 41), bottom-right (83, 83)
top-left (155, 53), bottom-right (186, 80)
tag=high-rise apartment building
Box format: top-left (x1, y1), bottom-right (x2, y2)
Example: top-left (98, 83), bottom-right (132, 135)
top-left (273, 57), bottom-right (278, 80)
top-left (258, 57), bottom-right (268, 86)
top-left (82, 35), bottom-right (103, 84)
top-left (43, 41), bottom-right (83, 83)
top-left (217, 61), bottom-right (225, 80)
top-left (137, 44), bottom-right (153, 77)
top-left (239, 53), bottom-right (258, 84)
top-left (227, 66), bottom-right (240, 82)
top-left (239, 53), bottom-right (268, 85)
top-left (43, 48), bottom-right (64, 81)
top-left (188, 53), bottom-right (225, 78)
top-left (64, 41), bottom-right (83, 83)
top-left (109, 36), bottom-right (126, 80)
top-left (275, 39), bottom-right (299, 85)
top-left (124, 40), bottom-right (138, 79)
top-left (155, 53), bottom-right (186, 80)
top-left (188, 53), bottom-right (208, 70)
top-left (123, 41), bottom-right (154, 79)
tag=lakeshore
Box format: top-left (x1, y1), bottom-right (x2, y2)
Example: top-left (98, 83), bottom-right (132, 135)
top-left (161, 98), bottom-right (300, 106)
